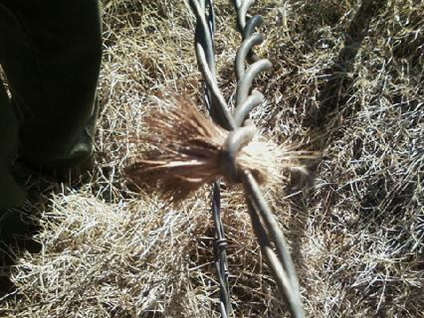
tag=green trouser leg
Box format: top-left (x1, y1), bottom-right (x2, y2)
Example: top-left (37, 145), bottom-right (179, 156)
top-left (0, 80), bottom-right (26, 208)
top-left (0, 3), bottom-right (27, 208)
top-left (0, 1), bottom-right (102, 208)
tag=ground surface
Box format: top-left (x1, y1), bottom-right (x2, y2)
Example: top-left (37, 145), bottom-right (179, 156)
top-left (0, 0), bottom-right (423, 317)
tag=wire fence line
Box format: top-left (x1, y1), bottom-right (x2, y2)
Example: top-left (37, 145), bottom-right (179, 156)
top-left (189, 0), bottom-right (304, 317)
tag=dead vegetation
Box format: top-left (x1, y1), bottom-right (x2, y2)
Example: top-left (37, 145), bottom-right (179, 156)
top-left (124, 98), bottom-right (307, 205)
top-left (0, 0), bottom-right (423, 317)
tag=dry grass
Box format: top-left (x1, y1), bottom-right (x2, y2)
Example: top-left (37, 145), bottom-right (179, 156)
top-left (1, 0), bottom-right (423, 317)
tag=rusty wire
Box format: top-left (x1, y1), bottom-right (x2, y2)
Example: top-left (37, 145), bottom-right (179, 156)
top-left (189, 0), bottom-right (304, 317)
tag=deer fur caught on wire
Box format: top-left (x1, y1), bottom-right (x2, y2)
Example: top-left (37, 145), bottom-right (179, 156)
top-left (126, 100), bottom-right (302, 204)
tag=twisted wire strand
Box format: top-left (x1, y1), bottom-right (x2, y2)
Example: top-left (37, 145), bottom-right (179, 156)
top-left (189, 0), bottom-right (304, 317)
top-left (232, 2), bottom-right (304, 316)
top-left (190, 0), bottom-right (236, 130)
top-left (189, 1), bottom-right (233, 316)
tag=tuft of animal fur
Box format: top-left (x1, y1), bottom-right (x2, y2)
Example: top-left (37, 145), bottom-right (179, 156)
top-left (126, 100), bottom-right (308, 204)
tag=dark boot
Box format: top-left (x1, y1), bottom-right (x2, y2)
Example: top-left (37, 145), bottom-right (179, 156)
top-left (0, 0), bottom-right (102, 201)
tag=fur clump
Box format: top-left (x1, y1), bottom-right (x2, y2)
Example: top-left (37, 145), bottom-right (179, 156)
top-left (125, 100), bottom-right (303, 204)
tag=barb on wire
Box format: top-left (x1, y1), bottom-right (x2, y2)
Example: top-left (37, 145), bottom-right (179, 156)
top-left (189, 0), bottom-right (305, 317)
top-left (212, 181), bottom-right (231, 318)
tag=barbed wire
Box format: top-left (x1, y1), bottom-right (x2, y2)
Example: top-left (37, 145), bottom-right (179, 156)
top-left (211, 181), bottom-right (231, 317)
top-left (189, 0), bottom-right (304, 317)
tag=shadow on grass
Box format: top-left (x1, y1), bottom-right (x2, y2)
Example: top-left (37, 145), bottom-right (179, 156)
top-left (0, 166), bottom-right (91, 301)
top-left (0, 178), bottom-right (45, 299)
top-left (303, 0), bottom-right (387, 131)
top-left (287, 0), bottom-right (388, 284)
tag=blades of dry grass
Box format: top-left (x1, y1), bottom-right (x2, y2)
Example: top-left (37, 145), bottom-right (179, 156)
top-left (1, 0), bottom-right (422, 317)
